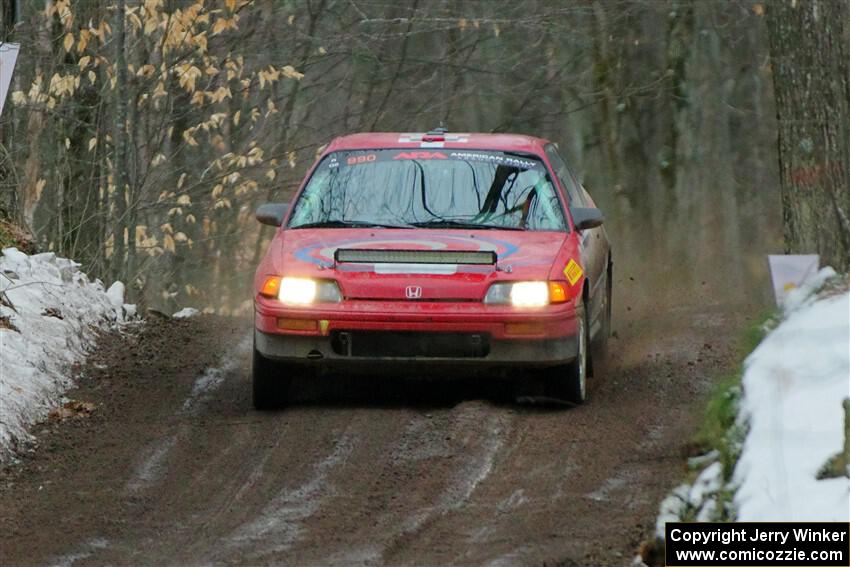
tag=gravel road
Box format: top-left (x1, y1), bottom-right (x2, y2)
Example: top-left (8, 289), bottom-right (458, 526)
top-left (0, 299), bottom-right (748, 566)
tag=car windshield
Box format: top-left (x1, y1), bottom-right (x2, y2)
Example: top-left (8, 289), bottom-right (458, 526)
top-left (287, 149), bottom-right (568, 231)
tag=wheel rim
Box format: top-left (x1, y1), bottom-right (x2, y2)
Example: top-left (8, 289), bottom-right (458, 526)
top-left (578, 311), bottom-right (587, 399)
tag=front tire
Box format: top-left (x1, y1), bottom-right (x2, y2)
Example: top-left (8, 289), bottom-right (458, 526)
top-left (252, 346), bottom-right (290, 410)
top-left (546, 303), bottom-right (589, 404)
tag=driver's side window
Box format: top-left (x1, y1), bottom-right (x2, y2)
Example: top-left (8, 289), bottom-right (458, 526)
top-left (545, 145), bottom-right (588, 208)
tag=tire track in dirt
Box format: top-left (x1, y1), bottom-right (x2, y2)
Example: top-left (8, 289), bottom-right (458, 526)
top-left (277, 402), bottom-right (511, 566)
top-left (125, 334), bottom-right (252, 494)
top-left (214, 430), bottom-right (357, 563)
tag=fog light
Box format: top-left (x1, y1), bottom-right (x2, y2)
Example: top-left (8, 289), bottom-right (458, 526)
top-left (277, 318), bottom-right (318, 332)
top-left (505, 322), bottom-right (546, 336)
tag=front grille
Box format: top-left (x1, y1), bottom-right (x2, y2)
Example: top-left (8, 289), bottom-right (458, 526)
top-left (331, 331), bottom-right (490, 358)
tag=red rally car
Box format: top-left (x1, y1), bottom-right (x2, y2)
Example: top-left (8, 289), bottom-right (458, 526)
top-left (252, 130), bottom-right (612, 408)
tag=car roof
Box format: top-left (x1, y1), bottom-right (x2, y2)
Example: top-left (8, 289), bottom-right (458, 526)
top-left (325, 132), bottom-right (551, 154)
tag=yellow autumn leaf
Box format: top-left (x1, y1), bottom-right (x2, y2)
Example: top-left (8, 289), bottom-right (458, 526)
top-left (193, 32), bottom-right (208, 52)
top-left (177, 194), bottom-right (191, 205)
top-left (177, 65), bottom-right (202, 93)
top-left (208, 86), bottom-right (231, 103)
top-left (153, 81), bottom-right (167, 99)
top-left (77, 29), bottom-right (90, 53)
top-left (266, 169), bottom-right (276, 180)
top-left (78, 56), bottom-right (91, 69)
top-left (232, 110), bottom-right (241, 126)
top-left (63, 33), bottom-right (74, 52)
top-left (88, 70), bottom-right (97, 85)
top-left (211, 18), bottom-right (228, 35)
top-left (163, 233), bottom-right (175, 253)
top-left (177, 173), bottom-right (187, 189)
top-left (182, 130), bottom-right (198, 147)
top-left (65, 138), bottom-right (71, 149)
top-left (235, 180), bottom-right (257, 195)
top-left (225, 0), bottom-right (237, 11)
top-left (127, 10), bottom-right (143, 31)
top-left (281, 65), bottom-right (304, 80)
top-left (88, 137), bottom-right (97, 151)
top-left (143, 9), bottom-right (159, 35)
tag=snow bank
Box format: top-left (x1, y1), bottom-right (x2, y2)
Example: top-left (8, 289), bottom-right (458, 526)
top-left (734, 279), bottom-right (849, 521)
top-left (655, 460), bottom-right (724, 536)
top-left (172, 307), bottom-right (199, 319)
top-left (642, 269), bottom-right (849, 565)
top-left (0, 248), bottom-right (134, 457)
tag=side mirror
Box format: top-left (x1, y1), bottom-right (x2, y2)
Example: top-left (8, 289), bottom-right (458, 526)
top-left (256, 203), bottom-right (289, 227)
top-left (570, 207), bottom-right (604, 231)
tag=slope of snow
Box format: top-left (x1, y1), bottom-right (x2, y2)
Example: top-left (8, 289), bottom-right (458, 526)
top-left (0, 248), bottom-right (134, 458)
top-left (734, 276), bottom-right (850, 520)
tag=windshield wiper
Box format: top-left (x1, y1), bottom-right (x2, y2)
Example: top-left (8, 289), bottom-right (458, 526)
top-left (410, 219), bottom-right (524, 231)
top-left (291, 219), bottom-right (413, 229)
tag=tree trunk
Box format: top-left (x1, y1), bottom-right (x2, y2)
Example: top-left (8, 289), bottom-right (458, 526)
top-left (766, 0), bottom-right (850, 270)
top-left (112, 0), bottom-right (129, 281)
top-left (19, 0), bottom-right (52, 231)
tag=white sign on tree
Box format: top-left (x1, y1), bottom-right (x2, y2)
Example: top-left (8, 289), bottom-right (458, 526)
top-left (0, 43), bottom-right (20, 118)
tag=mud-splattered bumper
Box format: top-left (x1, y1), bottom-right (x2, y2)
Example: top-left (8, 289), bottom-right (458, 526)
top-left (254, 297), bottom-right (580, 368)
top-left (254, 329), bottom-right (577, 367)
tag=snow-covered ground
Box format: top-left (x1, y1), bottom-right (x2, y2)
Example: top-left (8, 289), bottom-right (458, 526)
top-left (647, 268), bottom-right (849, 561)
top-left (734, 269), bottom-right (849, 520)
top-left (0, 248), bottom-right (134, 459)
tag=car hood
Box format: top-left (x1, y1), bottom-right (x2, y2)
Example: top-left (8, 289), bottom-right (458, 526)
top-left (272, 228), bottom-right (566, 301)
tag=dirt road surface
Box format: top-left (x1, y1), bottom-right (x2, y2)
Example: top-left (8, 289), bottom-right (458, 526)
top-left (0, 299), bottom-right (750, 566)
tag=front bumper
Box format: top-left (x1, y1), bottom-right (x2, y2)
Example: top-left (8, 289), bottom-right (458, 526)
top-left (255, 330), bottom-right (577, 368)
top-left (254, 296), bottom-right (580, 368)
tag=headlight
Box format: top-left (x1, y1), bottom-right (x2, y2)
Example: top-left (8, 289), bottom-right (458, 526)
top-left (484, 281), bottom-right (568, 307)
top-left (279, 277), bottom-right (317, 304)
top-left (260, 276), bottom-right (341, 305)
